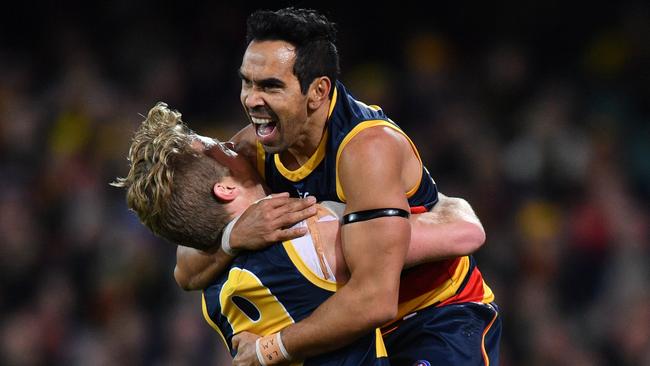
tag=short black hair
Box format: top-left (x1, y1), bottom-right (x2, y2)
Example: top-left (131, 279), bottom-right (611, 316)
top-left (246, 7), bottom-right (340, 95)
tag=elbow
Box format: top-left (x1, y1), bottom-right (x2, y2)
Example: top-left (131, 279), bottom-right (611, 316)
top-left (174, 266), bottom-right (194, 291)
top-left (363, 287), bottom-right (399, 326)
top-left (373, 303), bottom-right (398, 325)
top-left (462, 221), bottom-right (486, 254)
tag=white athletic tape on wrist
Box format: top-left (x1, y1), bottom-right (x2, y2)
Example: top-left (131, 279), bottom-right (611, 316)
top-left (256, 332), bottom-right (290, 365)
top-left (255, 337), bottom-right (267, 366)
top-left (221, 214), bottom-right (241, 256)
top-left (276, 332), bottom-right (292, 361)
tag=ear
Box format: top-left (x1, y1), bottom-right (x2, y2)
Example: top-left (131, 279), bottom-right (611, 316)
top-left (213, 182), bottom-right (239, 202)
top-left (308, 77), bottom-right (332, 110)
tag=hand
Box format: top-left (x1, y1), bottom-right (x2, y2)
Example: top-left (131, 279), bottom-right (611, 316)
top-left (232, 332), bottom-right (261, 366)
top-left (230, 193), bottom-right (317, 251)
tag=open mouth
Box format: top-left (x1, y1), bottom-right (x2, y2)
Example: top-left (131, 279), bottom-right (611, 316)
top-left (251, 117), bottom-right (277, 140)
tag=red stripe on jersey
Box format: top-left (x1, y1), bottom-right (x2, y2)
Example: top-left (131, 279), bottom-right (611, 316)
top-left (410, 206), bottom-right (428, 214)
top-left (398, 258), bottom-right (460, 303)
top-left (439, 267), bottom-right (486, 306)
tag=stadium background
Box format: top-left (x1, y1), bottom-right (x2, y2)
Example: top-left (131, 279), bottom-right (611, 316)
top-left (1, 1), bottom-right (648, 365)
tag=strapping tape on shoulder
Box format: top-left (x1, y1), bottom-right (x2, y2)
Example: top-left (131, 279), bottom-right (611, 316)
top-left (342, 208), bottom-right (410, 225)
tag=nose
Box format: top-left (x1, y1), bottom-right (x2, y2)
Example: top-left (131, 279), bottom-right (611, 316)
top-left (243, 88), bottom-right (264, 109)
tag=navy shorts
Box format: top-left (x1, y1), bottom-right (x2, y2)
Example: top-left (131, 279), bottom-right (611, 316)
top-left (304, 331), bottom-right (390, 366)
top-left (383, 302), bottom-right (501, 366)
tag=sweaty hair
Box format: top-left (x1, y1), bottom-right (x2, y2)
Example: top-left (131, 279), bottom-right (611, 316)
top-left (111, 102), bottom-right (231, 251)
top-left (246, 7), bottom-right (340, 95)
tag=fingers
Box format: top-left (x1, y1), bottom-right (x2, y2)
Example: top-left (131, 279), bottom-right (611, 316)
top-left (260, 226), bottom-right (308, 243)
top-left (268, 197), bottom-right (317, 227)
top-left (279, 205), bottom-right (317, 227)
top-left (232, 194), bottom-right (318, 248)
top-left (254, 195), bottom-right (316, 221)
top-left (232, 334), bottom-right (240, 351)
top-left (282, 196), bottom-right (317, 212)
top-left (263, 196), bottom-right (316, 214)
top-left (273, 226), bottom-right (309, 242)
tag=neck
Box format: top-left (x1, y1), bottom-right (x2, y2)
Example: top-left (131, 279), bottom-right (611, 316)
top-left (229, 184), bottom-right (269, 218)
top-left (280, 100), bottom-right (330, 168)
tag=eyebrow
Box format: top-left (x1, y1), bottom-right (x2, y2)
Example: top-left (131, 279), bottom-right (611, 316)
top-left (238, 70), bottom-right (286, 89)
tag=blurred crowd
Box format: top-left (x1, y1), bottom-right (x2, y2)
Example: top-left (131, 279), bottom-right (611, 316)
top-left (1, 2), bottom-right (648, 365)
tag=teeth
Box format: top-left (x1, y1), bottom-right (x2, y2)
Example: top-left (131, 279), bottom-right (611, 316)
top-left (251, 117), bottom-right (273, 125)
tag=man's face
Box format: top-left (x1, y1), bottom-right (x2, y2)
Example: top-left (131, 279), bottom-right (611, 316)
top-left (239, 40), bottom-right (310, 154)
top-left (191, 135), bottom-right (263, 188)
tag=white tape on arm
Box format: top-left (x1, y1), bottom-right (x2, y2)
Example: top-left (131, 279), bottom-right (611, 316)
top-left (255, 337), bottom-right (268, 366)
top-left (277, 332), bottom-right (292, 361)
top-left (256, 332), bottom-right (290, 365)
top-left (221, 214), bottom-right (241, 256)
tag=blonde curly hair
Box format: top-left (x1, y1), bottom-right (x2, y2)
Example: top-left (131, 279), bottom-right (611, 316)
top-left (112, 102), bottom-right (231, 250)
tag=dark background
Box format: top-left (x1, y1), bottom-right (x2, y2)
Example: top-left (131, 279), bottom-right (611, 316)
top-left (1, 1), bottom-right (648, 365)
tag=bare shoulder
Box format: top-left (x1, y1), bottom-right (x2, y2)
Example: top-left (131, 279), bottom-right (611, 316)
top-left (340, 125), bottom-right (408, 163)
top-left (338, 126), bottom-right (409, 209)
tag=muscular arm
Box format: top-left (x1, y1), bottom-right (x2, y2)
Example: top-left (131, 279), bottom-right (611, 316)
top-left (276, 127), bottom-right (410, 358)
top-left (405, 193), bottom-right (485, 267)
top-left (176, 126), bottom-right (484, 292)
top-left (174, 245), bottom-right (234, 291)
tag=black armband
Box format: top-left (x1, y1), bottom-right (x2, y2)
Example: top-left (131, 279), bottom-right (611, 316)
top-left (342, 208), bottom-right (410, 225)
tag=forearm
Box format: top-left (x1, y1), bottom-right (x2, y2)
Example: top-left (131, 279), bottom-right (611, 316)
top-left (174, 245), bottom-right (234, 290)
top-left (405, 194), bottom-right (486, 266)
top-left (281, 278), bottom-right (390, 358)
top-left (406, 219), bottom-right (485, 266)
top-left (275, 127), bottom-right (411, 361)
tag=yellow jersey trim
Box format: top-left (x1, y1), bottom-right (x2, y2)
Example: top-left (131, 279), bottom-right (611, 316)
top-left (392, 256), bottom-right (471, 322)
top-left (274, 128), bottom-right (329, 182)
top-left (268, 87), bottom-right (337, 183)
top-left (256, 141), bottom-right (266, 180)
top-left (375, 328), bottom-right (388, 357)
top-left (202, 292), bottom-right (230, 351)
top-left (282, 240), bottom-right (340, 292)
top-left (482, 279), bottom-right (496, 303)
top-left (335, 120), bottom-right (424, 201)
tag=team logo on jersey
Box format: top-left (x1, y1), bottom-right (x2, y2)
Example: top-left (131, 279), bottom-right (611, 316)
top-left (413, 361), bottom-right (431, 366)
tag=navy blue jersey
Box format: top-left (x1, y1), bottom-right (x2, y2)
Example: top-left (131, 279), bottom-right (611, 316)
top-left (254, 81), bottom-right (493, 314)
top-left (257, 81), bottom-right (438, 210)
top-left (251, 81), bottom-right (497, 363)
top-left (202, 234), bottom-right (389, 365)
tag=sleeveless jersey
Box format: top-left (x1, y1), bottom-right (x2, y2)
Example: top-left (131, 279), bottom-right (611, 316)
top-left (202, 222), bottom-right (388, 366)
top-left (258, 81), bottom-right (438, 208)
top-left (256, 81), bottom-right (494, 318)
